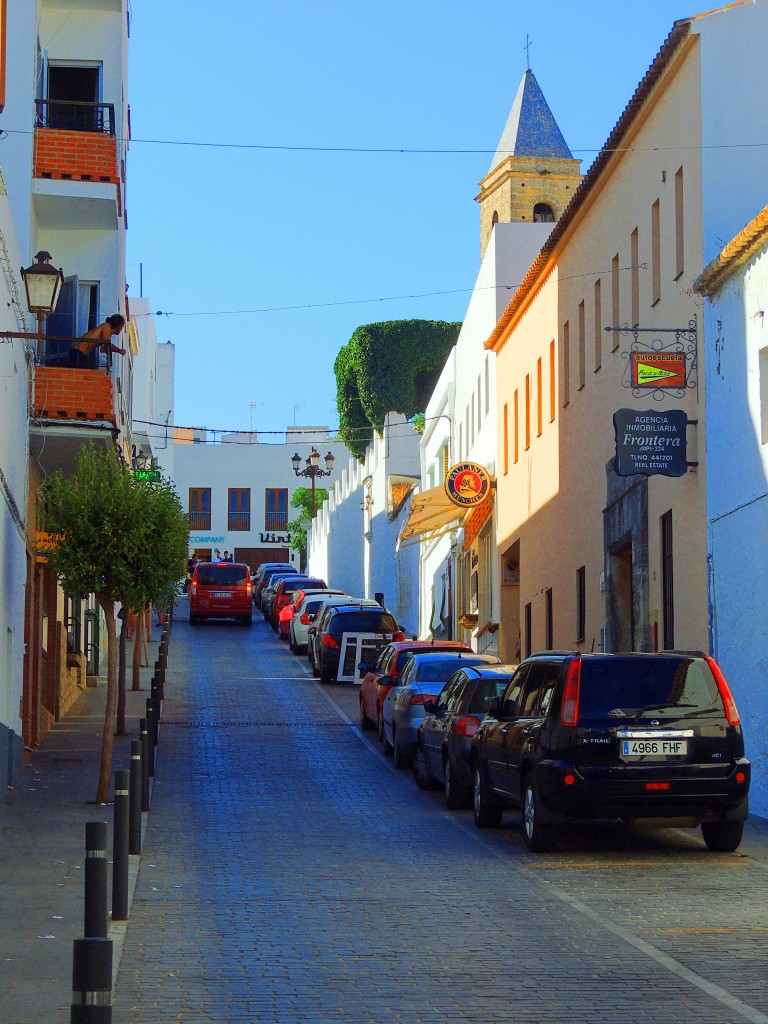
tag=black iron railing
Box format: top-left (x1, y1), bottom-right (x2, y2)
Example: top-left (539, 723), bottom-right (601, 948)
top-left (35, 98), bottom-right (116, 135)
top-left (188, 512), bottom-right (211, 530)
top-left (228, 513), bottom-right (251, 531)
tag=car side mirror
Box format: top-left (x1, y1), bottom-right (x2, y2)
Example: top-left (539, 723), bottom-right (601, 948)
top-left (307, 626), bottom-right (316, 637)
top-left (487, 696), bottom-right (501, 716)
top-left (378, 675), bottom-right (394, 687)
top-left (423, 698), bottom-right (436, 713)
top-left (358, 662), bottom-right (370, 673)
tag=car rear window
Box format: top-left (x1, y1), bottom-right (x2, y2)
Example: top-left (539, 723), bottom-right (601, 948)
top-left (197, 565), bottom-right (248, 585)
top-left (331, 611), bottom-right (398, 633)
top-left (579, 657), bottom-right (722, 718)
top-left (468, 678), bottom-right (512, 714)
top-left (283, 579), bottom-right (326, 594)
top-left (413, 655), bottom-right (489, 682)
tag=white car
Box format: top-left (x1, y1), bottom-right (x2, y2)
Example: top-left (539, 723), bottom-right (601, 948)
top-left (289, 590), bottom-right (345, 654)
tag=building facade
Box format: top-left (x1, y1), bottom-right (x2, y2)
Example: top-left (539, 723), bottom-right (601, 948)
top-left (695, 205), bottom-right (768, 818)
top-left (489, 2), bottom-right (768, 668)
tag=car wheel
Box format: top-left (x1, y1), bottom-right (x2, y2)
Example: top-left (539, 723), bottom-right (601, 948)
top-left (522, 773), bottom-right (559, 852)
top-left (242, 613), bottom-right (253, 626)
top-left (319, 656), bottom-right (333, 684)
top-left (189, 614), bottom-right (199, 625)
top-left (472, 765), bottom-right (502, 829)
top-left (701, 820), bottom-right (744, 852)
top-left (359, 699), bottom-right (375, 731)
top-left (377, 710), bottom-right (385, 744)
top-left (392, 729), bottom-right (412, 769)
top-left (444, 755), bottom-right (470, 809)
top-left (382, 722), bottom-right (393, 756)
top-left (412, 744), bottom-right (437, 790)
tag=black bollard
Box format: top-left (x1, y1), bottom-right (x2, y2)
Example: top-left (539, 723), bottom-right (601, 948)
top-left (139, 719), bottom-right (150, 811)
top-left (129, 740), bottom-right (142, 853)
top-left (145, 699), bottom-right (156, 777)
top-left (112, 771), bottom-right (129, 921)
top-left (84, 822), bottom-right (108, 939)
top-left (71, 936), bottom-right (112, 1023)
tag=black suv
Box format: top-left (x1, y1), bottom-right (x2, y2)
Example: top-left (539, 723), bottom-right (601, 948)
top-left (309, 604), bottom-right (403, 683)
top-left (470, 651), bottom-right (750, 853)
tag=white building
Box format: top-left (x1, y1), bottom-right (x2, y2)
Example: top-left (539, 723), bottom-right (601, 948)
top-left (128, 297), bottom-right (176, 482)
top-left (308, 415), bottom-right (421, 635)
top-left (695, 205), bottom-right (768, 818)
top-left (173, 429), bottom-right (352, 570)
top-left (0, 170), bottom-right (33, 786)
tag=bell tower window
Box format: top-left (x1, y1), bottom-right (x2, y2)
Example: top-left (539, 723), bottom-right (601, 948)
top-left (533, 203), bottom-right (555, 223)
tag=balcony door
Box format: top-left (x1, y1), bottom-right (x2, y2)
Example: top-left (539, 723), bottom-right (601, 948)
top-left (265, 489), bottom-right (288, 532)
top-left (46, 62), bottom-right (102, 131)
top-left (45, 278), bottom-right (99, 366)
top-left (189, 488), bottom-right (211, 531)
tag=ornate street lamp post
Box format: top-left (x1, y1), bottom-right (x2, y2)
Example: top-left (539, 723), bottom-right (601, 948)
top-left (291, 448), bottom-right (335, 518)
top-left (20, 250), bottom-right (64, 359)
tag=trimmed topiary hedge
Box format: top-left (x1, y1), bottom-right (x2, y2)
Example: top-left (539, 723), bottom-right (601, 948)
top-left (334, 320), bottom-right (461, 460)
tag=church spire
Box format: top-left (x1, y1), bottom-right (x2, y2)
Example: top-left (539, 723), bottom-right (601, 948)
top-left (476, 67), bottom-right (582, 258)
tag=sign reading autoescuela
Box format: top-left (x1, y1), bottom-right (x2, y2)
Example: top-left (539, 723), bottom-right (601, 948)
top-left (630, 352), bottom-right (686, 388)
top-left (613, 408), bottom-right (688, 477)
top-left (445, 462), bottom-right (492, 507)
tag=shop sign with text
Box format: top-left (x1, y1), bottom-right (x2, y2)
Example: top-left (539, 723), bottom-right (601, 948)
top-left (614, 409), bottom-right (688, 477)
top-left (445, 462), bottom-right (492, 508)
top-left (630, 352), bottom-right (686, 389)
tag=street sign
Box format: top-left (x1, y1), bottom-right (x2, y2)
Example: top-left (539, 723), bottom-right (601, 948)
top-left (134, 470), bottom-right (161, 481)
top-left (613, 408), bottom-right (688, 477)
top-left (630, 352), bottom-right (686, 388)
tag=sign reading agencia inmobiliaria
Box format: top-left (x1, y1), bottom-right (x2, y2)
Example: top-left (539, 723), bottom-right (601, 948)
top-left (613, 409), bottom-right (688, 478)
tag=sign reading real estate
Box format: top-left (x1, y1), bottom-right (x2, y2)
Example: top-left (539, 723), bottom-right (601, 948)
top-left (630, 352), bottom-right (686, 389)
top-left (444, 462), bottom-right (492, 508)
top-left (613, 408), bottom-right (688, 477)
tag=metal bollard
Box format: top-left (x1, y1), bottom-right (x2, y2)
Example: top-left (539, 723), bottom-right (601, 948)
top-left (84, 822), bottom-right (108, 939)
top-left (112, 771), bottom-right (129, 921)
top-left (139, 719), bottom-right (150, 811)
top-left (145, 699), bottom-right (156, 777)
top-left (71, 936), bottom-right (112, 1023)
top-left (129, 740), bottom-right (142, 853)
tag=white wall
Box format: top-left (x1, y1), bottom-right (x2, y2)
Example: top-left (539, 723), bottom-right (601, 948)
top-left (0, 181), bottom-right (33, 783)
top-left (129, 297), bottom-right (175, 480)
top-left (702, 240), bottom-right (768, 818)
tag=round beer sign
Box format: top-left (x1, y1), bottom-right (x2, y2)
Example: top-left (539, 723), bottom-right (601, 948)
top-left (444, 462), bottom-right (491, 507)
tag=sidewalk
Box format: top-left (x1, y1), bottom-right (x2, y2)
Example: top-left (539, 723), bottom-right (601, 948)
top-left (0, 632), bottom-right (162, 1024)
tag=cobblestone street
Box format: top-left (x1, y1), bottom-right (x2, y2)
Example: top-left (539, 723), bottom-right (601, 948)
top-left (113, 610), bottom-right (768, 1024)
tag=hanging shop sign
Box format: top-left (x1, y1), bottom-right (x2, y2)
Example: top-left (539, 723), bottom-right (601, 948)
top-left (613, 408), bottom-right (688, 477)
top-left (444, 462), bottom-right (492, 508)
top-left (630, 352), bottom-right (686, 389)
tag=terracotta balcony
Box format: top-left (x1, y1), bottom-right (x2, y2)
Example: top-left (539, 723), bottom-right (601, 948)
top-left (34, 100), bottom-right (119, 184)
top-left (29, 366), bottom-right (117, 477)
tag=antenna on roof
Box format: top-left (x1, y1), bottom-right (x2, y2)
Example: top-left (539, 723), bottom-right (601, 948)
top-left (524, 34), bottom-right (532, 71)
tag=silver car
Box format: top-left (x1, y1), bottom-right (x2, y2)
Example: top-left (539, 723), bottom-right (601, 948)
top-left (289, 589), bottom-right (345, 654)
top-left (382, 652), bottom-right (500, 768)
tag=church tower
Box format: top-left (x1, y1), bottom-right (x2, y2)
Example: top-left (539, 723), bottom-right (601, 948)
top-left (477, 69), bottom-right (583, 257)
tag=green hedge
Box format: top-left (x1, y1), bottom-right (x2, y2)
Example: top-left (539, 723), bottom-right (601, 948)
top-left (334, 320), bottom-right (461, 460)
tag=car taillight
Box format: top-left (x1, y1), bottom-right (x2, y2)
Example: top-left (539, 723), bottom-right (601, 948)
top-left (408, 692), bottom-right (432, 706)
top-left (394, 631), bottom-right (405, 642)
top-left (560, 656), bottom-right (581, 726)
top-left (705, 656), bottom-right (740, 725)
top-left (246, 579), bottom-right (252, 595)
top-left (321, 634), bottom-right (340, 649)
top-left (300, 613), bottom-right (312, 624)
top-left (191, 581), bottom-right (197, 596)
top-left (452, 716), bottom-right (481, 737)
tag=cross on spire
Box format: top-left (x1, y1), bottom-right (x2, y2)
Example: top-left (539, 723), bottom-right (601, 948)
top-left (525, 34), bottom-right (532, 70)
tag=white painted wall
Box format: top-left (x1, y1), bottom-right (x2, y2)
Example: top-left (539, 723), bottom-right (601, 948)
top-left (129, 297), bottom-right (175, 481)
top-left (699, 1), bottom-right (768, 265)
top-left (0, 180), bottom-right (33, 781)
top-left (174, 431), bottom-right (353, 566)
top-left (702, 240), bottom-right (768, 819)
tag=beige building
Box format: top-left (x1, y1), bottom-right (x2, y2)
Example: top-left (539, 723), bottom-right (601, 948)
top-left (489, 2), bottom-right (768, 662)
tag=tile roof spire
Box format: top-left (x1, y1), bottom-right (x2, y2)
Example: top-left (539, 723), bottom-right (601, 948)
top-left (489, 69), bottom-right (573, 173)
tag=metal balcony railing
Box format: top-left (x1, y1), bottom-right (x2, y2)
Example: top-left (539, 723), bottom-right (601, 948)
top-left (228, 512), bottom-right (251, 531)
top-left (188, 512), bottom-right (211, 530)
top-left (265, 512), bottom-right (288, 531)
top-left (35, 99), bottom-right (116, 135)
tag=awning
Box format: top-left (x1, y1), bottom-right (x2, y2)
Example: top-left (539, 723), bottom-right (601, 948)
top-left (396, 485), bottom-right (467, 551)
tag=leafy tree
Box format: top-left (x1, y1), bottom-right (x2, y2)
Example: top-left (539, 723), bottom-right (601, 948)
top-left (38, 446), bottom-right (187, 803)
top-left (286, 486), bottom-right (330, 562)
top-left (334, 320), bottom-right (460, 460)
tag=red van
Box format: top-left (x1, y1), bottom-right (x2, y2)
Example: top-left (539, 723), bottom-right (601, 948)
top-left (189, 562), bottom-right (253, 625)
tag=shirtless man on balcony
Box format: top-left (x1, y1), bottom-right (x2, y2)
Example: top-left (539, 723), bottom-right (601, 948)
top-left (68, 314), bottom-right (126, 368)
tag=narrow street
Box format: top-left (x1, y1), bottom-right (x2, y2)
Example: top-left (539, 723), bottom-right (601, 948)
top-left (114, 607), bottom-right (768, 1024)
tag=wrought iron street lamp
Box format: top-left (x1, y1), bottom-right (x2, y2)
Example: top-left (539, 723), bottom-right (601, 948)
top-left (291, 447), bottom-right (335, 518)
top-left (20, 250), bottom-right (64, 358)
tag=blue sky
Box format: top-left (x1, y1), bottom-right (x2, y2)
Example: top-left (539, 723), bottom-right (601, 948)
top-left (127, 0), bottom-right (698, 440)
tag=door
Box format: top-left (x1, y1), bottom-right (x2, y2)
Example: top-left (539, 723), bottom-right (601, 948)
top-left (504, 662), bottom-right (561, 800)
top-left (422, 674), bottom-right (462, 777)
top-left (45, 275), bottom-right (78, 365)
top-left (484, 664), bottom-right (530, 792)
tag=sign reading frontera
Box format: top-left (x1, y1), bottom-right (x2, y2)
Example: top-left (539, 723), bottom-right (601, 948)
top-left (613, 409), bottom-right (688, 477)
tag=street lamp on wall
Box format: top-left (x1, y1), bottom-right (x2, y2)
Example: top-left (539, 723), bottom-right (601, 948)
top-left (21, 250), bottom-right (64, 358)
top-left (291, 448), bottom-right (335, 518)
